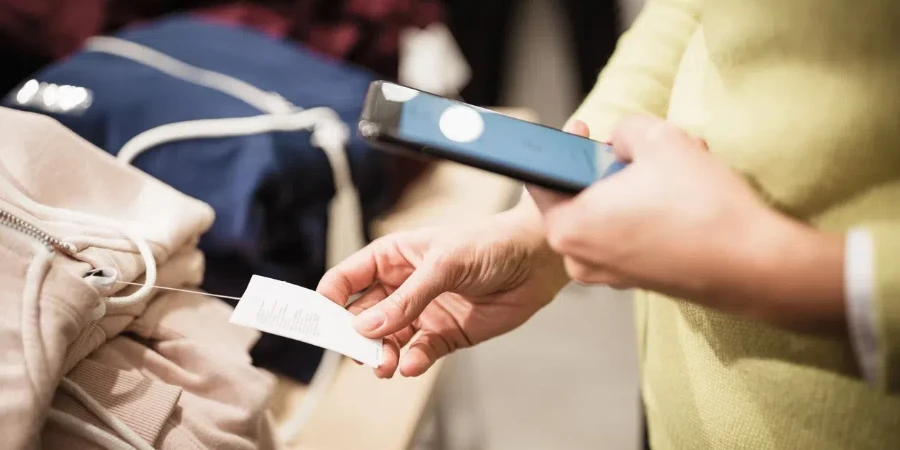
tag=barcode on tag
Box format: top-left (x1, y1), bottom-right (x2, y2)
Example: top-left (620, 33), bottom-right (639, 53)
top-left (230, 275), bottom-right (383, 367)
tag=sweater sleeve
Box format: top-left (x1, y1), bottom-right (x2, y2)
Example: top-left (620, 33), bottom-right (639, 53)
top-left (569, 0), bottom-right (702, 140)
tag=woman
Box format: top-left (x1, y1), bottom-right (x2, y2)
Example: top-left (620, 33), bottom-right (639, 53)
top-left (317, 0), bottom-right (900, 447)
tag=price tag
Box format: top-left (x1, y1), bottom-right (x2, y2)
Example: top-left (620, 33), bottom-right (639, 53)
top-left (230, 275), bottom-right (383, 367)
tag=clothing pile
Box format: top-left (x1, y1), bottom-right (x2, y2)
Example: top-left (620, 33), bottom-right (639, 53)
top-left (3, 9), bottom-right (442, 388)
top-left (0, 3), bottom-right (449, 448)
top-left (0, 107), bottom-right (276, 449)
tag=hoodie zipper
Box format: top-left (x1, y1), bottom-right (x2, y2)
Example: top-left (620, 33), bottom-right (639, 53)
top-left (0, 208), bottom-right (76, 254)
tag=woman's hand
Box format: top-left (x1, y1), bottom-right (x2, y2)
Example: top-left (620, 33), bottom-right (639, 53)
top-left (316, 205), bottom-right (568, 378)
top-left (530, 117), bottom-right (846, 332)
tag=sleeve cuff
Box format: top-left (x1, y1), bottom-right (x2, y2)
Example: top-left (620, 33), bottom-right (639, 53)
top-left (845, 228), bottom-right (879, 385)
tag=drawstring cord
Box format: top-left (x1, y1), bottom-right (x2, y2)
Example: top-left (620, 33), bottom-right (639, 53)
top-left (0, 175), bottom-right (158, 314)
top-left (0, 175), bottom-right (158, 449)
top-left (52, 379), bottom-right (155, 450)
top-left (22, 35), bottom-right (368, 447)
top-left (112, 107), bottom-right (366, 269)
top-left (115, 107), bottom-right (347, 164)
top-left (85, 36), bottom-right (294, 114)
top-left (48, 226), bottom-right (157, 450)
top-left (86, 34), bottom-right (366, 267)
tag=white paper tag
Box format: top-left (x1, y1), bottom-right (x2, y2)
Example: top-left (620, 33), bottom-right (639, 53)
top-left (229, 275), bottom-right (383, 367)
top-left (399, 23), bottom-right (471, 96)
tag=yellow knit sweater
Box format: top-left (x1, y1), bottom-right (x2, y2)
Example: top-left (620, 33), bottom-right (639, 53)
top-left (572, 0), bottom-right (900, 448)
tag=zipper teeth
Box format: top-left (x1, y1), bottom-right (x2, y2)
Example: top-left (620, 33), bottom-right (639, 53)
top-left (0, 209), bottom-right (73, 253)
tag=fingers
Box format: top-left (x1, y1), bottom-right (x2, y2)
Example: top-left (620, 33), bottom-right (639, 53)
top-left (399, 331), bottom-right (453, 377)
top-left (608, 116), bottom-right (665, 163)
top-left (564, 119), bottom-right (591, 137)
top-left (352, 262), bottom-right (451, 338)
top-left (524, 120), bottom-right (590, 212)
top-left (316, 243), bottom-right (383, 307)
top-left (562, 256), bottom-right (632, 290)
top-left (543, 183), bottom-right (616, 259)
top-left (345, 283), bottom-right (417, 378)
top-left (346, 284), bottom-right (420, 349)
top-left (346, 283), bottom-right (391, 315)
top-left (373, 321), bottom-right (420, 378)
top-left (374, 337), bottom-right (401, 378)
top-left (527, 185), bottom-right (573, 213)
top-left (609, 116), bottom-right (701, 163)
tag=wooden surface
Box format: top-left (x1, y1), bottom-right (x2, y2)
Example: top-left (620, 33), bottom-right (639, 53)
top-left (276, 108), bottom-right (534, 450)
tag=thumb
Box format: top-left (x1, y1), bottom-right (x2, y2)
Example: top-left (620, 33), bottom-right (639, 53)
top-left (564, 119), bottom-right (591, 137)
top-left (609, 116), bottom-right (702, 162)
top-left (352, 263), bottom-right (450, 338)
top-left (528, 119), bottom-right (589, 212)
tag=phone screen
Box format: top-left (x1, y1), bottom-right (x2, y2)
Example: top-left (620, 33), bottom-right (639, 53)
top-left (389, 87), bottom-right (624, 190)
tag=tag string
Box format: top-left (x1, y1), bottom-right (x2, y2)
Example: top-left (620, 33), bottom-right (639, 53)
top-left (115, 280), bottom-right (242, 301)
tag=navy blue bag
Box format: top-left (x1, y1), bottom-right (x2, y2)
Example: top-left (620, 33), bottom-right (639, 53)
top-left (5, 15), bottom-right (402, 382)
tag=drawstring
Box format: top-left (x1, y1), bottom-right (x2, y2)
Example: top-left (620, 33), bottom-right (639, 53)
top-left (43, 229), bottom-right (158, 450)
top-left (85, 36), bottom-right (293, 114)
top-left (0, 176), bottom-right (158, 449)
top-left (113, 109), bottom-right (366, 269)
top-left (85, 34), bottom-right (366, 268)
top-left (115, 108), bottom-right (347, 164)
top-left (50, 378), bottom-right (155, 450)
top-left (73, 35), bottom-right (366, 443)
top-left (0, 175), bottom-right (158, 314)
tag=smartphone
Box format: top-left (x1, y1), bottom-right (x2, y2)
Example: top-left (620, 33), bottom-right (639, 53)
top-left (358, 81), bottom-right (627, 193)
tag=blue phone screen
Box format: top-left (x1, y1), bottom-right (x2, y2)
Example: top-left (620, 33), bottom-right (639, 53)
top-left (394, 90), bottom-right (624, 189)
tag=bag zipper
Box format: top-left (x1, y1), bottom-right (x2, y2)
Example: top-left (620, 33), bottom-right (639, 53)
top-left (0, 208), bottom-right (76, 254)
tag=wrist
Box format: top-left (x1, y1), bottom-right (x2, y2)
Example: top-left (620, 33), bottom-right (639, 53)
top-left (733, 212), bottom-right (846, 333)
top-left (498, 192), bottom-right (570, 289)
top-left (501, 189), bottom-right (547, 236)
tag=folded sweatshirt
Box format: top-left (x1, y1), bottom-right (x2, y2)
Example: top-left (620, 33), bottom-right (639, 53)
top-left (0, 107), bottom-right (276, 449)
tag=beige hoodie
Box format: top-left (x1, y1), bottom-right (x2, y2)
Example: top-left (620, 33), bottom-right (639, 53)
top-left (0, 108), bottom-right (276, 449)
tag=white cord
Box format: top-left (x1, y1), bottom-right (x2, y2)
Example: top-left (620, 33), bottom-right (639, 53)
top-left (85, 36), bottom-right (294, 114)
top-left (81, 36), bottom-right (366, 444)
top-left (47, 410), bottom-right (138, 450)
top-left (115, 108), bottom-right (345, 164)
top-left (21, 240), bottom-right (54, 402)
top-left (0, 175), bottom-right (157, 312)
top-left (85, 33), bottom-right (365, 268)
top-left (58, 378), bottom-right (155, 450)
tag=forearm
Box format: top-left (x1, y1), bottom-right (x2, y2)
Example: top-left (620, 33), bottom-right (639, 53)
top-left (723, 213), bottom-right (846, 334)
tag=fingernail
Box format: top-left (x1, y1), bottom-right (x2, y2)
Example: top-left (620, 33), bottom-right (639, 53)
top-left (354, 309), bottom-right (386, 333)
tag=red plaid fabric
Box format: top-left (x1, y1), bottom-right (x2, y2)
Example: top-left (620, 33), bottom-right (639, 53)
top-left (195, 0), bottom-right (444, 78)
top-left (0, 0), bottom-right (445, 78)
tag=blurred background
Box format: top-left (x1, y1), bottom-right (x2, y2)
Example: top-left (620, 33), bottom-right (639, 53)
top-left (418, 0), bottom-right (646, 448)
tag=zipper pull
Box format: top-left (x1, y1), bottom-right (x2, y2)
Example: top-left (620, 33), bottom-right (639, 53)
top-left (0, 208), bottom-right (77, 254)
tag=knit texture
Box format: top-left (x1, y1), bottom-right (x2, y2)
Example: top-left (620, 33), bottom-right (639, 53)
top-left (572, 0), bottom-right (900, 448)
top-left (55, 360), bottom-right (181, 445)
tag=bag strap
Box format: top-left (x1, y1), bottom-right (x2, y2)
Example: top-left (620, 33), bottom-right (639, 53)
top-left (83, 36), bottom-right (366, 269)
